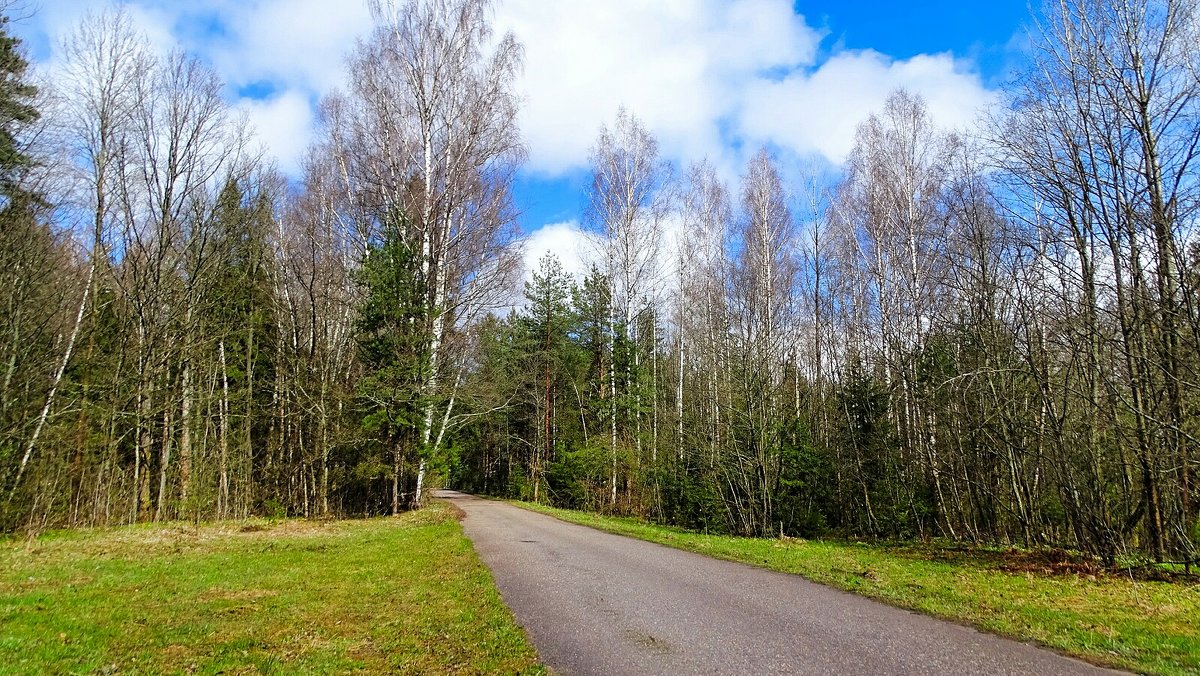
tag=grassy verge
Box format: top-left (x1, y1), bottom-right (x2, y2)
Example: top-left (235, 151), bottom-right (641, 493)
top-left (0, 503), bottom-right (543, 675)
top-left (516, 501), bottom-right (1199, 675)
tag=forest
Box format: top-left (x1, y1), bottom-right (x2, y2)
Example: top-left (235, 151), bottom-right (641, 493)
top-left (0, 0), bottom-right (1197, 567)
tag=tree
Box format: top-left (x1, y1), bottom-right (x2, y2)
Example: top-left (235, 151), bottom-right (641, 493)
top-left (356, 214), bottom-right (428, 515)
top-left (0, 12), bottom-right (38, 198)
top-left (722, 148), bottom-right (798, 535)
top-left (0, 8), bottom-right (75, 510)
top-left (587, 108), bottom-right (673, 504)
top-left (520, 254), bottom-right (576, 502)
top-left (830, 89), bottom-right (960, 539)
top-left (996, 0), bottom-right (1200, 561)
top-left (329, 0), bottom-right (525, 508)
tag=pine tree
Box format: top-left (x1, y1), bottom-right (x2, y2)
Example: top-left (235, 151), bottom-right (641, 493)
top-left (203, 178), bottom-right (279, 517)
top-left (519, 255), bottom-right (576, 501)
top-left (0, 14), bottom-right (37, 204)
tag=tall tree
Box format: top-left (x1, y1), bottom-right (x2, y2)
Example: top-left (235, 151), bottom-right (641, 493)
top-left (520, 255), bottom-right (576, 502)
top-left (356, 214), bottom-right (428, 515)
top-left (329, 0), bottom-right (524, 508)
top-left (587, 108), bottom-right (673, 504)
top-left (997, 0), bottom-right (1200, 561)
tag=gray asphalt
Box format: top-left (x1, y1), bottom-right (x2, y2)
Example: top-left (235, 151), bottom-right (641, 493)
top-left (438, 490), bottom-right (1119, 676)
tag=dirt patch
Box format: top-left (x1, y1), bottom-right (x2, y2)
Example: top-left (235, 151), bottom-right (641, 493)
top-left (991, 549), bottom-right (1105, 577)
top-left (233, 519), bottom-right (343, 538)
top-left (14, 519), bottom-right (353, 561)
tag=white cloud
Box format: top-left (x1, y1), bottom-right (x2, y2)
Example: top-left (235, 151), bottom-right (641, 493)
top-left (521, 220), bottom-right (596, 281)
top-left (23, 0), bottom-right (997, 186)
top-left (202, 0), bottom-right (372, 95)
top-left (23, 0), bottom-right (371, 183)
top-left (238, 90), bottom-right (315, 177)
top-left (739, 50), bottom-right (997, 164)
top-left (517, 215), bottom-right (695, 312)
top-left (493, 0), bottom-right (992, 175)
top-left (494, 0), bottom-right (821, 175)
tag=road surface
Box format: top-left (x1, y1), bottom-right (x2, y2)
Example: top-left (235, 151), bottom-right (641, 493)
top-left (437, 490), bottom-right (1117, 675)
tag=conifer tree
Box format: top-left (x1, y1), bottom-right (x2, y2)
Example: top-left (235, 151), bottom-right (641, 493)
top-left (356, 215), bottom-right (429, 513)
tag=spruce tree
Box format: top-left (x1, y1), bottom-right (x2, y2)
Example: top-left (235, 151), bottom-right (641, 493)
top-left (0, 14), bottom-right (37, 204)
top-left (356, 215), bottom-right (429, 514)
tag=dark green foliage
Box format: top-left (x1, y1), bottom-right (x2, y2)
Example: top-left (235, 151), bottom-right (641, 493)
top-left (0, 15), bottom-right (37, 203)
top-left (775, 416), bottom-right (832, 537)
top-left (204, 179), bottom-right (280, 506)
top-left (0, 16), bottom-right (54, 526)
top-left (355, 213), bottom-right (430, 511)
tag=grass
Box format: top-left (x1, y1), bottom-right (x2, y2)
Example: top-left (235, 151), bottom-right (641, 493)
top-left (516, 501), bottom-right (1200, 675)
top-left (0, 503), bottom-right (543, 675)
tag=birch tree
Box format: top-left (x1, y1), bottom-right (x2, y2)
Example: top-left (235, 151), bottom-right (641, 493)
top-left (330, 0), bottom-right (524, 509)
top-left (587, 108), bottom-right (672, 504)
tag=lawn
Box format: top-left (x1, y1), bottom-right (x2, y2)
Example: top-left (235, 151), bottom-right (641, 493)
top-left (516, 502), bottom-right (1199, 675)
top-left (0, 503), bottom-right (543, 675)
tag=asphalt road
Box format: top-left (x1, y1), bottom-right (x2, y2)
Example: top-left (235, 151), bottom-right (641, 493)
top-left (437, 490), bottom-right (1120, 676)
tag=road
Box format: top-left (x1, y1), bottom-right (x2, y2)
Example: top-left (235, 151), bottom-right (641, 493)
top-left (437, 490), bottom-right (1118, 676)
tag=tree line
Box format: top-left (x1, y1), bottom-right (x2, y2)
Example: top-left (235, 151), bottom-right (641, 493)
top-left (1, 0), bottom-right (1197, 564)
top-left (0, 0), bottom-right (520, 528)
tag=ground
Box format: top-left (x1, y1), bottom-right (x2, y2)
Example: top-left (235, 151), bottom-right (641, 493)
top-left (516, 501), bottom-right (1200, 675)
top-left (0, 503), bottom-right (543, 675)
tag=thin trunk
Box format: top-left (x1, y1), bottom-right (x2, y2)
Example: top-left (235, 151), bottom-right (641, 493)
top-left (10, 261), bottom-right (94, 496)
top-left (219, 339), bottom-right (231, 519)
top-left (179, 360), bottom-right (192, 510)
top-left (154, 407), bottom-right (173, 522)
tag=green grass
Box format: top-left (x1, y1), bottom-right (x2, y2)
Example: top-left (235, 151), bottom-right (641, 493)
top-left (516, 502), bottom-right (1200, 675)
top-left (0, 503), bottom-right (543, 675)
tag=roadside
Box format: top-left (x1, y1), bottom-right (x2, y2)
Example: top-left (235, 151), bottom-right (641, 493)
top-left (445, 491), bottom-right (1115, 676)
top-left (512, 501), bottom-right (1198, 675)
top-left (0, 503), bottom-right (543, 674)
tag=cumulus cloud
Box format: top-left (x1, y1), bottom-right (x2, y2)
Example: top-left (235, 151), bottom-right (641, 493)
top-left (24, 0), bottom-right (370, 183)
top-left (200, 0), bottom-right (372, 95)
top-left (491, 0), bottom-right (993, 175)
top-left (739, 50), bottom-right (997, 164)
top-left (518, 214), bottom-right (691, 314)
top-left (493, 0), bottom-right (821, 175)
top-left (237, 90), bottom-right (315, 177)
top-left (23, 0), bottom-right (998, 205)
top-left (521, 220), bottom-right (596, 281)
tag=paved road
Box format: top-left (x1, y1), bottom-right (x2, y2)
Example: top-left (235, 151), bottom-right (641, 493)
top-left (437, 490), bottom-right (1119, 676)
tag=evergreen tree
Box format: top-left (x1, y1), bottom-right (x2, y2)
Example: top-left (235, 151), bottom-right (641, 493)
top-left (519, 254), bottom-right (577, 501)
top-left (0, 12), bottom-right (54, 518)
top-left (204, 178), bottom-right (280, 515)
top-left (355, 215), bottom-right (429, 514)
top-left (0, 14), bottom-right (37, 205)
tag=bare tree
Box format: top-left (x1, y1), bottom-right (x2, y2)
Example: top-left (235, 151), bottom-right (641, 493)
top-left (329, 0), bottom-right (524, 510)
top-left (831, 90), bottom-right (960, 538)
top-left (587, 107), bottom-right (673, 504)
top-left (677, 161), bottom-right (731, 465)
top-left (996, 0), bottom-right (1200, 561)
top-left (722, 148), bottom-right (797, 535)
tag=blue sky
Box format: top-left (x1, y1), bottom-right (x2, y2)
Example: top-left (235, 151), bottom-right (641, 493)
top-left (15, 0), bottom-right (1033, 277)
top-left (507, 0), bottom-right (1032, 254)
top-left (800, 0), bottom-right (1029, 71)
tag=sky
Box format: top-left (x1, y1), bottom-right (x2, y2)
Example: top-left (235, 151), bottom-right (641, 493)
top-left (12, 0), bottom-right (1034, 283)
